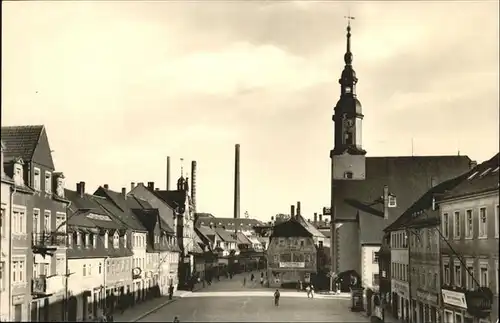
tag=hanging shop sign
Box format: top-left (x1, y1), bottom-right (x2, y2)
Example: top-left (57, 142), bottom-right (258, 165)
top-left (442, 289), bottom-right (467, 309)
top-left (132, 267), bottom-right (142, 279)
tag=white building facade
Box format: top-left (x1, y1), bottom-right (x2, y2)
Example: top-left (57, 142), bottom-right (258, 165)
top-left (361, 244), bottom-right (381, 289)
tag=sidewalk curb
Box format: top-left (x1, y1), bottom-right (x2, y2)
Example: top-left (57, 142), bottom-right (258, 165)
top-left (128, 298), bottom-right (179, 322)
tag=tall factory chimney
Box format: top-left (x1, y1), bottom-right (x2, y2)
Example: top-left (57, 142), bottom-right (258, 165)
top-left (234, 144), bottom-right (241, 219)
top-left (296, 201), bottom-right (301, 218)
top-left (191, 160), bottom-right (197, 214)
top-left (166, 156), bottom-right (171, 191)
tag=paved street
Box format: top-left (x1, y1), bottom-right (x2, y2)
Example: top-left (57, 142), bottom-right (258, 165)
top-left (137, 272), bottom-right (368, 322)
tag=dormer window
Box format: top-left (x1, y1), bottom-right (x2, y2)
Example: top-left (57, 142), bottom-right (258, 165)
top-left (113, 232), bottom-right (119, 248)
top-left (45, 171), bottom-right (52, 193)
top-left (34, 168), bottom-right (41, 191)
top-left (123, 234), bottom-right (127, 248)
top-left (388, 195), bottom-right (397, 208)
top-left (68, 233), bottom-right (73, 246)
top-left (104, 231), bottom-right (109, 248)
top-left (77, 232), bottom-right (82, 247)
top-left (13, 159), bottom-right (24, 186)
top-left (93, 234), bottom-right (97, 248)
top-left (85, 233), bottom-right (90, 248)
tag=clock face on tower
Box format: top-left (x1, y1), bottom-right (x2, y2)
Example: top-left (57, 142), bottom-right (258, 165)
top-left (345, 86), bottom-right (352, 94)
top-left (344, 118), bottom-right (354, 128)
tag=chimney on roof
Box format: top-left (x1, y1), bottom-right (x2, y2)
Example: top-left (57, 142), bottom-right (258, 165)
top-left (148, 182), bottom-right (155, 190)
top-left (131, 182), bottom-right (135, 191)
top-left (234, 144), bottom-right (241, 219)
top-left (319, 214), bottom-right (322, 222)
top-left (470, 160), bottom-right (478, 169)
top-left (290, 205), bottom-right (295, 218)
top-left (314, 213), bottom-right (318, 224)
top-left (103, 184), bottom-right (109, 189)
top-left (77, 181), bottom-right (85, 198)
top-left (121, 187), bottom-right (127, 199)
top-left (383, 185), bottom-right (389, 220)
top-left (191, 160), bottom-right (197, 214)
top-left (166, 156), bottom-right (171, 191)
top-left (296, 201), bottom-right (301, 218)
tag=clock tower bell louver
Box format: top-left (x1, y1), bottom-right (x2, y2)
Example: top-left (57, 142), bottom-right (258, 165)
top-left (331, 18), bottom-right (367, 180)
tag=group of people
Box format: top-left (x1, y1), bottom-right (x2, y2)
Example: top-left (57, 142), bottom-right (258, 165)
top-left (243, 272), bottom-right (266, 287)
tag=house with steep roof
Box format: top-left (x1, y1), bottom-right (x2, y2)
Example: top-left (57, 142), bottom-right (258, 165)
top-left (332, 155), bottom-right (474, 280)
top-left (64, 183), bottom-right (133, 321)
top-left (435, 153), bottom-right (499, 323)
top-left (1, 125), bottom-right (70, 322)
top-left (128, 180), bottom-right (201, 289)
top-left (126, 195), bottom-right (181, 295)
top-left (93, 185), bottom-right (149, 305)
top-left (0, 141), bottom-right (15, 322)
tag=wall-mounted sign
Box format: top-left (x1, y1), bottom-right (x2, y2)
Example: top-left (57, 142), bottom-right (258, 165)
top-left (416, 289), bottom-right (438, 306)
top-left (391, 280), bottom-right (409, 296)
top-left (442, 289), bottom-right (467, 309)
top-left (279, 262), bottom-right (305, 268)
top-left (12, 295), bottom-right (25, 305)
top-left (132, 267), bottom-right (142, 279)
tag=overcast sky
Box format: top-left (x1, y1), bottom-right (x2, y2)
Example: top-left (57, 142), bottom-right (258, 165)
top-left (2, 1), bottom-right (499, 221)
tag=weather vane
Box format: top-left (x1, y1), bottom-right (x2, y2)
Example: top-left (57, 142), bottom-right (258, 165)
top-left (344, 15), bottom-right (355, 26)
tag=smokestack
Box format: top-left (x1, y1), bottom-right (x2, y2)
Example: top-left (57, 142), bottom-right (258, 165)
top-left (131, 182), bottom-right (135, 191)
top-left (234, 144), bottom-right (240, 219)
top-left (296, 201), bottom-right (301, 217)
top-left (166, 156), bottom-right (171, 191)
top-left (314, 213), bottom-right (318, 223)
top-left (319, 214), bottom-right (322, 222)
top-left (291, 205), bottom-right (295, 218)
top-left (121, 187), bottom-right (127, 199)
top-left (191, 161), bottom-right (197, 214)
top-left (147, 182), bottom-right (155, 190)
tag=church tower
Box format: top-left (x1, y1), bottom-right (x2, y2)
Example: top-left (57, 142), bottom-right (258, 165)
top-left (331, 18), bottom-right (366, 180)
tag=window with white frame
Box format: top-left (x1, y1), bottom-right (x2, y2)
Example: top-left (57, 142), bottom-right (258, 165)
top-left (44, 171), bottom-right (52, 193)
top-left (0, 261), bottom-right (5, 291)
top-left (77, 232), bottom-right (82, 246)
top-left (104, 232), bottom-right (109, 248)
top-left (55, 212), bottom-right (66, 232)
top-left (454, 262), bottom-right (462, 287)
top-left (93, 234), bottom-right (97, 248)
top-left (443, 259), bottom-right (451, 285)
top-left (495, 204), bottom-right (499, 238)
top-left (113, 232), bottom-right (119, 248)
top-left (85, 234), bottom-right (90, 248)
top-left (56, 257), bottom-right (65, 275)
top-left (373, 251), bottom-right (379, 264)
top-left (442, 213), bottom-right (449, 238)
top-left (43, 210), bottom-right (51, 232)
top-left (12, 258), bottom-right (26, 283)
top-left (12, 207), bottom-right (26, 234)
top-left (33, 263), bottom-right (39, 278)
top-left (478, 207), bottom-right (487, 238)
top-left (465, 209), bottom-right (473, 239)
top-left (480, 262), bottom-right (489, 288)
top-left (33, 208), bottom-right (41, 234)
top-left (34, 167), bottom-right (41, 191)
top-left (455, 312), bottom-right (463, 323)
top-left (83, 264), bottom-right (87, 276)
top-left (453, 211), bottom-right (461, 239)
top-left (42, 260), bottom-right (50, 276)
top-left (123, 234), bottom-right (127, 247)
top-left (98, 262), bottom-right (102, 274)
top-left (466, 261), bottom-right (475, 290)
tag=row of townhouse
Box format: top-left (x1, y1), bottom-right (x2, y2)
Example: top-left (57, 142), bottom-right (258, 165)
top-left (0, 126), bottom-right (196, 322)
top-left (380, 153), bottom-right (499, 323)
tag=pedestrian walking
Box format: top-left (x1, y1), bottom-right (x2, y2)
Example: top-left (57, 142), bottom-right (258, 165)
top-left (250, 273), bottom-right (255, 282)
top-left (173, 316), bottom-right (180, 323)
top-left (305, 285), bottom-right (311, 298)
top-left (168, 284), bottom-right (174, 300)
top-left (310, 285), bottom-right (315, 299)
top-left (274, 289), bottom-right (280, 306)
top-left (243, 277), bottom-right (247, 287)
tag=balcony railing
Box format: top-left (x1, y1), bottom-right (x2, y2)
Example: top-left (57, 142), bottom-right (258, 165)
top-left (32, 231), bottom-right (67, 248)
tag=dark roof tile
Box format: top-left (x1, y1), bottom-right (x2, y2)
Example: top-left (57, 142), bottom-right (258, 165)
top-left (1, 125), bottom-right (44, 162)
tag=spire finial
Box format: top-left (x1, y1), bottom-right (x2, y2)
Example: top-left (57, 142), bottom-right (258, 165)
top-left (343, 15), bottom-right (355, 65)
top-left (180, 158), bottom-right (184, 177)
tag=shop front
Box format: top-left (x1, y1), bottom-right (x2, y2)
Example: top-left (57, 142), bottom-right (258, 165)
top-left (391, 279), bottom-right (410, 322)
top-left (442, 287), bottom-right (494, 323)
top-left (415, 288), bottom-right (440, 323)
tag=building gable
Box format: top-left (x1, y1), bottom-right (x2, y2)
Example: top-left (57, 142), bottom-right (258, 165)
top-left (31, 127), bottom-right (55, 170)
top-left (271, 219), bottom-right (313, 238)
